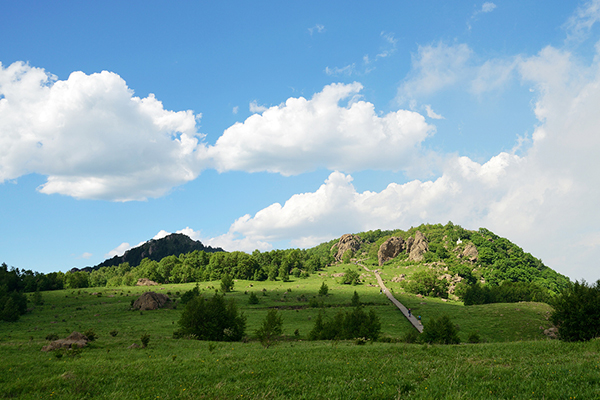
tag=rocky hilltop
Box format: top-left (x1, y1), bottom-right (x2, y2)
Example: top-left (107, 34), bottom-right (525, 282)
top-left (90, 233), bottom-right (223, 270)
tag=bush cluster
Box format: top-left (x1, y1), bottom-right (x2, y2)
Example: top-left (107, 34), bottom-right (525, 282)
top-left (462, 281), bottom-right (551, 305)
top-left (551, 280), bottom-right (600, 342)
top-left (176, 293), bottom-right (246, 341)
top-left (308, 306), bottom-right (381, 341)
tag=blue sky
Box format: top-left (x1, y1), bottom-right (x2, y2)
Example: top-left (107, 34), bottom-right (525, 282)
top-left (2, 0), bottom-right (600, 282)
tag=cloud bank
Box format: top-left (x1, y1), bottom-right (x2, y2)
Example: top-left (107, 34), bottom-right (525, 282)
top-left (0, 62), bottom-right (205, 201)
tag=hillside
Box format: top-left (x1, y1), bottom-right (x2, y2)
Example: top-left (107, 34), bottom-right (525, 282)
top-left (93, 233), bottom-right (224, 270)
top-left (307, 222), bottom-right (570, 296)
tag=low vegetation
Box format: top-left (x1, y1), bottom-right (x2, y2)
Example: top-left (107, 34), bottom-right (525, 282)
top-left (1, 223), bottom-right (598, 397)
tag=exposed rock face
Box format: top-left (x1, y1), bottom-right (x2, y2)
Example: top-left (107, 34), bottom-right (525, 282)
top-left (92, 233), bottom-right (224, 270)
top-left (405, 231), bottom-right (429, 262)
top-left (132, 292), bottom-right (171, 311)
top-left (378, 237), bottom-right (405, 266)
top-left (42, 331), bottom-right (89, 352)
top-left (460, 243), bottom-right (479, 262)
top-left (330, 234), bottom-right (362, 262)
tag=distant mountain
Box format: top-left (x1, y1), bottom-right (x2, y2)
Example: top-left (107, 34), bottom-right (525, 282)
top-left (91, 233), bottom-right (224, 270)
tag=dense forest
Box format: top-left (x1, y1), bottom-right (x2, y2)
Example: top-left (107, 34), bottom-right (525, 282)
top-left (1, 222), bottom-right (571, 321)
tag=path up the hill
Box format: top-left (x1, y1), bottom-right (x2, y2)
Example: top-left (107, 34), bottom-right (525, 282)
top-left (360, 263), bottom-right (423, 333)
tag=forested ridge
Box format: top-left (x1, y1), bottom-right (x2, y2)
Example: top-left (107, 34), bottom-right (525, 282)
top-left (1, 222), bottom-right (571, 321)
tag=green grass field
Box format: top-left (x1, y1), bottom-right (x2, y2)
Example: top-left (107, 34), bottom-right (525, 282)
top-left (1, 268), bottom-right (597, 399)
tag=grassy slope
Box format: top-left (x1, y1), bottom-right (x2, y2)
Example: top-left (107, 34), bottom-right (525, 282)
top-left (0, 268), bottom-right (587, 399)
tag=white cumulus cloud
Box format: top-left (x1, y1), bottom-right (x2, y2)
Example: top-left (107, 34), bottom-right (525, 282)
top-left (207, 82), bottom-right (435, 175)
top-left (0, 62), bottom-right (206, 201)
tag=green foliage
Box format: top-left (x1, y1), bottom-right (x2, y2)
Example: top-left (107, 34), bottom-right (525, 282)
top-left (308, 306), bottom-right (381, 341)
top-left (64, 271), bottom-right (89, 289)
top-left (32, 289), bottom-right (43, 306)
top-left (551, 280), bottom-right (600, 342)
top-left (402, 269), bottom-right (448, 298)
top-left (180, 284), bottom-right (200, 305)
top-left (468, 332), bottom-right (481, 343)
top-left (248, 292), bottom-right (259, 305)
top-left (462, 281), bottom-right (552, 305)
top-left (342, 250), bottom-right (353, 264)
top-left (109, 330), bottom-right (119, 337)
top-left (177, 293), bottom-right (246, 341)
top-left (350, 290), bottom-right (360, 307)
top-left (340, 268), bottom-right (360, 285)
top-left (220, 273), bottom-right (234, 293)
top-left (0, 289), bottom-right (27, 322)
top-left (421, 315), bottom-right (460, 344)
top-left (318, 282), bottom-right (328, 296)
top-left (140, 334), bottom-right (150, 348)
top-left (84, 329), bottom-right (98, 341)
top-left (255, 308), bottom-right (283, 348)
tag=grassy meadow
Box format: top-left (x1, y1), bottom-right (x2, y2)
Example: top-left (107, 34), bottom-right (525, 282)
top-left (1, 264), bottom-right (598, 399)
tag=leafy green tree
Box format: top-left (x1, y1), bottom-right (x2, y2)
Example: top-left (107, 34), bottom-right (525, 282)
top-left (421, 315), bottom-right (460, 344)
top-left (177, 294), bottom-right (246, 341)
top-left (342, 249), bottom-right (353, 264)
top-left (2, 297), bottom-right (20, 322)
top-left (64, 271), bottom-right (89, 289)
top-left (551, 280), bottom-right (600, 342)
top-left (220, 273), bottom-right (234, 293)
top-left (255, 308), bottom-right (283, 348)
top-left (341, 269), bottom-right (360, 285)
top-left (308, 306), bottom-right (381, 341)
top-left (403, 269), bottom-right (448, 298)
top-left (278, 264), bottom-right (290, 282)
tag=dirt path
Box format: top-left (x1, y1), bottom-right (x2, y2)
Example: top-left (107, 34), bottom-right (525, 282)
top-left (360, 263), bottom-right (423, 333)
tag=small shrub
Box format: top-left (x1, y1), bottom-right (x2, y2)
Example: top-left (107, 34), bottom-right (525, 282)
top-left (248, 292), bottom-right (259, 305)
top-left (351, 291), bottom-right (361, 307)
top-left (402, 330), bottom-right (420, 344)
top-left (354, 337), bottom-right (369, 345)
top-left (32, 290), bottom-right (44, 306)
top-left (421, 315), bottom-right (460, 345)
top-left (309, 298), bottom-right (322, 308)
top-left (140, 334), bottom-right (150, 348)
top-left (255, 308), bottom-right (283, 348)
top-left (84, 329), bottom-right (97, 341)
top-left (318, 282), bottom-right (329, 296)
top-left (178, 293), bottom-right (246, 341)
top-left (109, 330), bottom-right (118, 337)
top-left (46, 333), bottom-right (59, 341)
top-left (468, 332), bottom-right (481, 343)
top-left (180, 284), bottom-right (200, 305)
top-left (172, 330), bottom-right (183, 339)
top-left (221, 273), bottom-right (234, 293)
top-left (340, 269), bottom-right (360, 285)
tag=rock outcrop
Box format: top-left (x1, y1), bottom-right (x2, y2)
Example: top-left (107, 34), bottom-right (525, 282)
top-left (406, 231), bottom-right (429, 262)
top-left (136, 278), bottom-right (159, 286)
top-left (132, 292), bottom-right (171, 311)
top-left (377, 237), bottom-right (405, 266)
top-left (92, 233), bottom-right (224, 270)
top-left (459, 243), bottom-right (479, 262)
top-left (42, 331), bottom-right (89, 352)
top-left (330, 234), bottom-right (362, 262)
